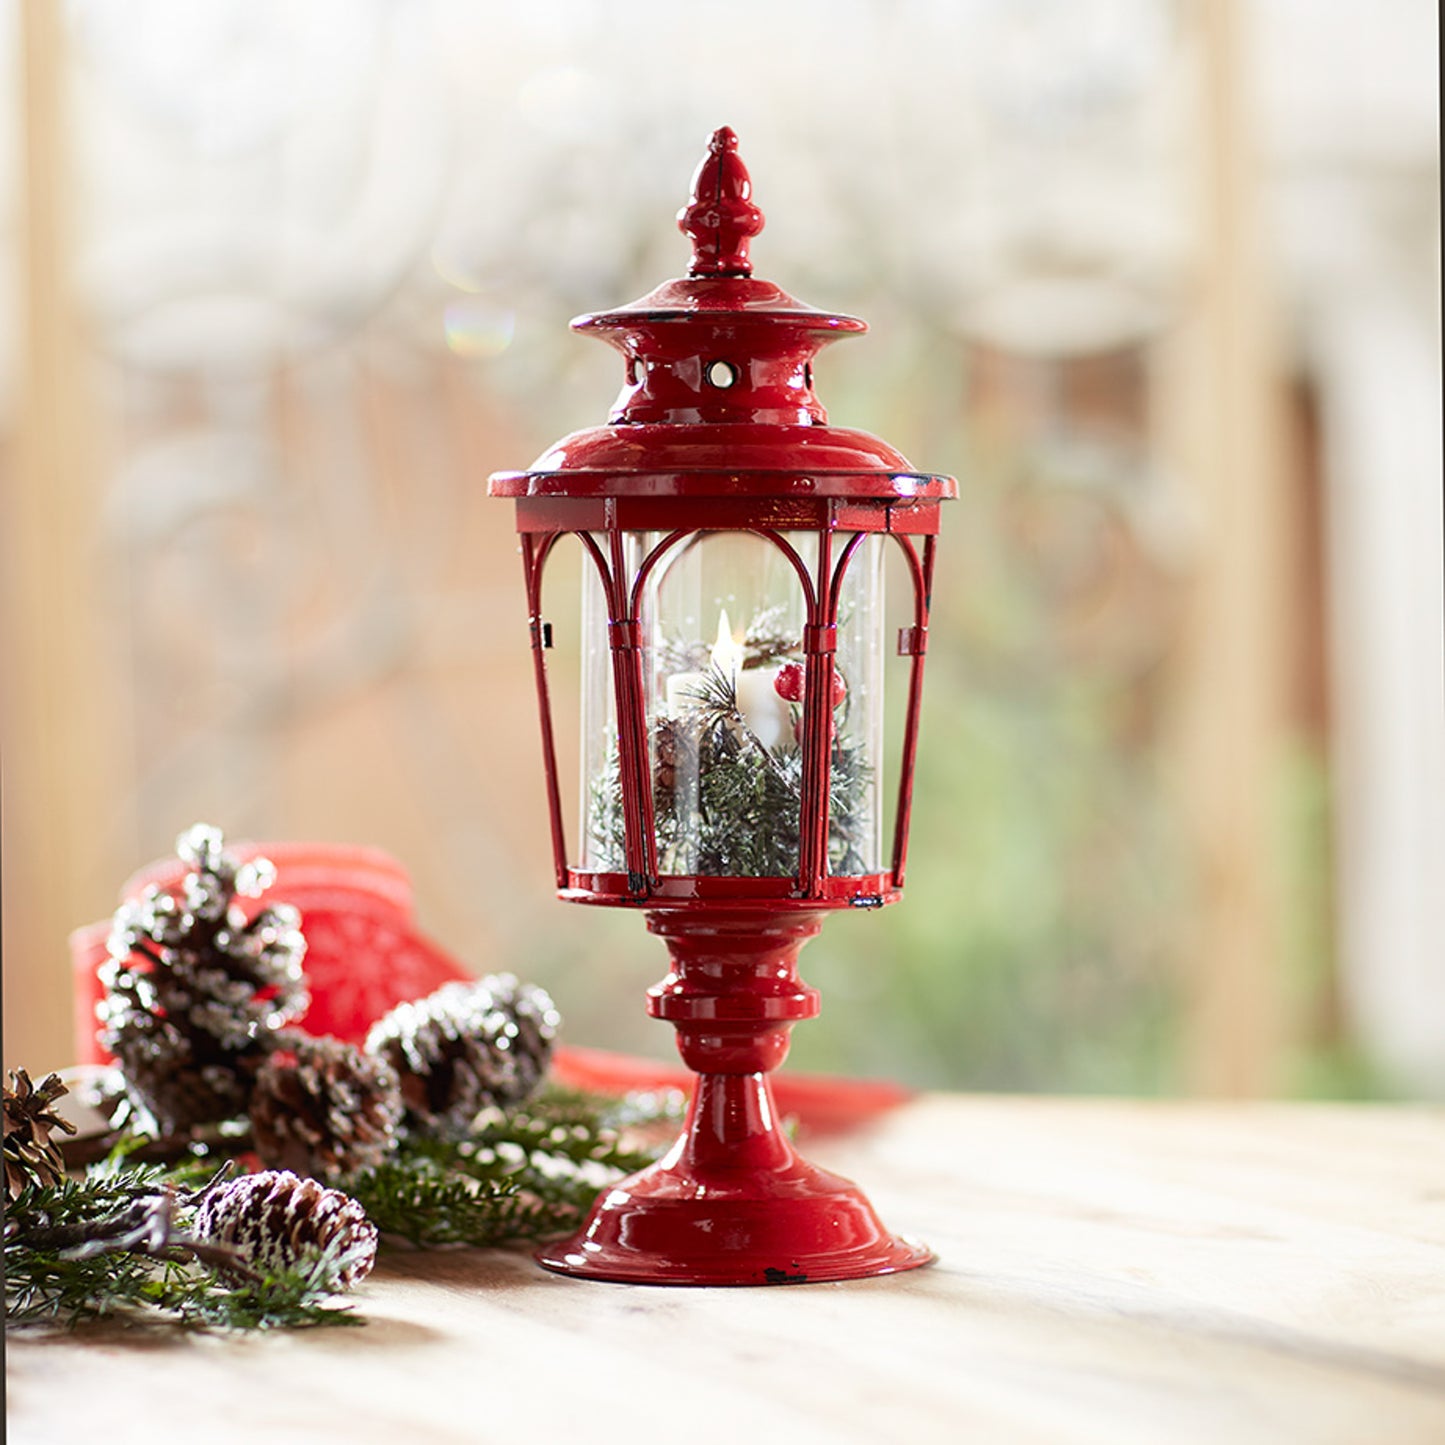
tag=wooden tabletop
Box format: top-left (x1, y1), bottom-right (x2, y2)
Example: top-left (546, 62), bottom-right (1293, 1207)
top-left (8, 1096), bottom-right (1445, 1445)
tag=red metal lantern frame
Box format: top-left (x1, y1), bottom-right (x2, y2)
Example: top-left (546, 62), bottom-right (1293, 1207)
top-left (490, 128), bottom-right (954, 1285)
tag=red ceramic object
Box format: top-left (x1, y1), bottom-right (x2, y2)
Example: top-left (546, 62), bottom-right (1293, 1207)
top-left (490, 129), bottom-right (952, 1285)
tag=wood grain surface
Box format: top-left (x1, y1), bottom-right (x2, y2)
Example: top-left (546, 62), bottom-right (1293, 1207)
top-left (8, 1097), bottom-right (1445, 1445)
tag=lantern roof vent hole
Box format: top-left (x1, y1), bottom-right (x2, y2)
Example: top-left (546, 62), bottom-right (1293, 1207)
top-left (566, 127), bottom-right (873, 430)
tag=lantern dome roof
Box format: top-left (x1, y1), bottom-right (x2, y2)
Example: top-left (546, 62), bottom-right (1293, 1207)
top-left (489, 127), bottom-right (955, 503)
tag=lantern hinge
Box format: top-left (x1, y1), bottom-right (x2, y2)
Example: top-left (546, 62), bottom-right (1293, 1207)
top-left (609, 619), bottom-right (643, 650)
top-left (803, 623), bottom-right (837, 654)
top-left (897, 626), bottom-right (927, 656)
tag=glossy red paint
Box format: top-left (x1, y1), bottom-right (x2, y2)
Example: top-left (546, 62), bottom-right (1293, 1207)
top-left (677, 125), bottom-right (763, 277)
top-left (489, 128), bottom-right (952, 1284)
top-left (536, 911), bottom-right (931, 1285)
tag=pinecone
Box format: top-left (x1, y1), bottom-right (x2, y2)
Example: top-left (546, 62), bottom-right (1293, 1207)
top-left (99, 824), bottom-right (309, 1133)
top-left (653, 714), bottom-right (696, 795)
top-left (4, 1069), bottom-right (77, 1201)
top-left (365, 975), bottom-right (560, 1138)
top-left (249, 1035), bottom-right (402, 1181)
top-left (193, 1169), bottom-right (377, 1291)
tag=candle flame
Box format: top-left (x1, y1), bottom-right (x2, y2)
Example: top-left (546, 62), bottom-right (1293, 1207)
top-left (710, 609), bottom-right (743, 681)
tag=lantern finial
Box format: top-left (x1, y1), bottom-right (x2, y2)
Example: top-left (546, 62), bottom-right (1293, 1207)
top-left (678, 126), bottom-right (764, 278)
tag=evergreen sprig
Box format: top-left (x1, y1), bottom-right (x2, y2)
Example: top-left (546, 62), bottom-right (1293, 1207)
top-left (590, 650), bottom-right (873, 877)
top-left (4, 1167), bottom-right (358, 1332)
top-left (342, 1085), bottom-right (673, 1248)
top-left (6, 1083), bottom-right (676, 1330)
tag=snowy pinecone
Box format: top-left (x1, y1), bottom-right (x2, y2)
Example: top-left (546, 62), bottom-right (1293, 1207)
top-left (193, 1169), bottom-right (377, 1292)
top-left (99, 824), bottom-right (308, 1133)
top-left (365, 975), bottom-right (561, 1138)
top-left (248, 1035), bottom-right (402, 1181)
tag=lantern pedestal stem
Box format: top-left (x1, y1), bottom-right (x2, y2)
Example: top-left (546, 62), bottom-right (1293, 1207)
top-left (535, 909), bottom-right (932, 1286)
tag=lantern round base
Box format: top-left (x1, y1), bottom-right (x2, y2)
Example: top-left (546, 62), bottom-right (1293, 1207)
top-left (535, 1153), bottom-right (933, 1287)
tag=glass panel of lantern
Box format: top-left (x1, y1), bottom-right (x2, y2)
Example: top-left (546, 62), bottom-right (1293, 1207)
top-left (579, 529), bottom-right (885, 880)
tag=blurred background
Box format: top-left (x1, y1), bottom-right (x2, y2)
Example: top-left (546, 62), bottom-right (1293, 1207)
top-left (3, 0), bottom-right (1440, 1098)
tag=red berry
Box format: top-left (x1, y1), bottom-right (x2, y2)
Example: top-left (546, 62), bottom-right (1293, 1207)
top-left (773, 662), bottom-right (848, 708)
top-left (774, 663), bottom-right (805, 702)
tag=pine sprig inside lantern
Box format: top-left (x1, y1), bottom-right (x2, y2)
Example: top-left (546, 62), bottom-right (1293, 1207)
top-left (588, 618), bottom-right (873, 877)
top-left (743, 604), bottom-right (806, 666)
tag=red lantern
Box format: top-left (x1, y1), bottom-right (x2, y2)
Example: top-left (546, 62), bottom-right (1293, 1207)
top-left (489, 128), bottom-right (954, 1284)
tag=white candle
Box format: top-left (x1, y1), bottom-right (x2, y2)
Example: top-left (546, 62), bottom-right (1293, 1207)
top-left (735, 667), bottom-right (791, 749)
top-left (665, 669), bottom-right (711, 716)
top-left (664, 612), bottom-right (737, 717)
top-left (662, 612), bottom-right (793, 749)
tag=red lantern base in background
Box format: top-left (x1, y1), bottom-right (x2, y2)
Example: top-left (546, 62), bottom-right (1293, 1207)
top-left (537, 910), bottom-right (931, 1285)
